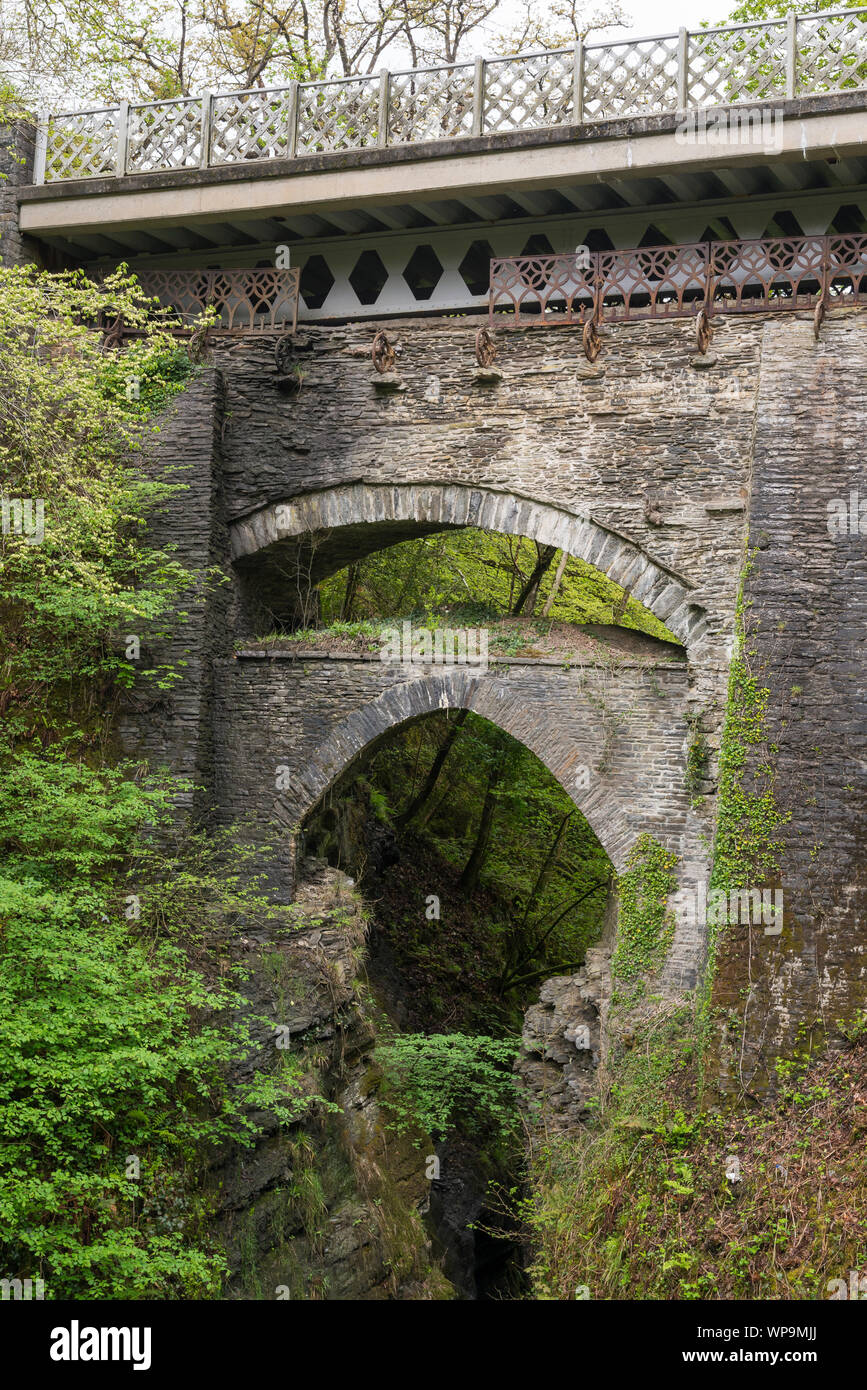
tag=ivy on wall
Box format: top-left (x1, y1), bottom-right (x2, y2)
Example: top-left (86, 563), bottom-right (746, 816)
top-left (612, 833), bottom-right (678, 984)
top-left (700, 553), bottom-right (790, 1017)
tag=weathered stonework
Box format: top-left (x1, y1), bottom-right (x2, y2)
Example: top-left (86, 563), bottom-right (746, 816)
top-left (708, 313), bottom-right (867, 1094)
top-left (119, 305), bottom-right (867, 1104)
top-left (0, 121), bottom-right (38, 267)
top-left (214, 861), bottom-right (450, 1300)
top-left (116, 373), bottom-right (233, 816)
top-left (229, 482), bottom-right (708, 649)
top-left (213, 651), bottom-right (705, 997)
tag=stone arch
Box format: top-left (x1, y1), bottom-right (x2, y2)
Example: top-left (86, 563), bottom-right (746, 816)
top-left (228, 482), bottom-right (708, 649)
top-left (294, 666), bottom-right (650, 873)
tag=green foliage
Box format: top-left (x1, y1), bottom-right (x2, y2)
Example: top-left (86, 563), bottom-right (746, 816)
top-left (684, 714), bottom-right (710, 798)
top-left (0, 752), bottom-right (308, 1300)
top-left (0, 265), bottom-right (306, 1299)
top-left (375, 1033), bottom-right (521, 1142)
top-left (612, 833), bottom-right (678, 983)
top-left (0, 265), bottom-right (201, 738)
top-left (700, 557), bottom-right (790, 1032)
top-left (98, 335), bottom-right (196, 417)
top-left (710, 588), bottom-right (789, 895)
top-left (523, 1032), bottom-right (867, 1302)
top-left (318, 529), bottom-right (678, 642)
top-left (353, 710), bottom-right (612, 1025)
top-left (724, 0), bottom-right (838, 21)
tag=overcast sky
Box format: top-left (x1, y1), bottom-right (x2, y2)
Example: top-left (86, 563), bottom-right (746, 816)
top-left (474, 0), bottom-right (736, 48)
top-left (605, 0), bottom-right (733, 35)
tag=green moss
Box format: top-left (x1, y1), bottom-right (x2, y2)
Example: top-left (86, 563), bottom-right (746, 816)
top-left (684, 714), bottom-right (710, 798)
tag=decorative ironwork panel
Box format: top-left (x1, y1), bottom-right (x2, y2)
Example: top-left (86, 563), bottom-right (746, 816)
top-left (135, 268), bottom-right (299, 333)
top-left (389, 64), bottom-right (476, 143)
top-left (45, 109), bottom-right (119, 180)
top-left (583, 35), bottom-right (680, 118)
top-left (127, 99), bottom-right (202, 173)
top-left (483, 50), bottom-right (573, 132)
top-left (828, 233), bottom-right (867, 298)
top-left (598, 243), bottom-right (710, 320)
top-left (489, 254), bottom-right (595, 321)
top-left (296, 77), bottom-right (380, 152)
top-left (490, 235), bottom-right (867, 324)
top-left (797, 9), bottom-right (867, 94)
top-left (687, 23), bottom-right (788, 107)
top-left (710, 237), bottom-right (825, 310)
top-left (211, 88), bottom-right (295, 163)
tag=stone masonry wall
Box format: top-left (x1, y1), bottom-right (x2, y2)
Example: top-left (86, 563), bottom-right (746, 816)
top-left (0, 122), bottom-right (38, 267)
top-left (116, 372), bottom-right (233, 817)
top-left (118, 306), bottom-right (867, 1094)
top-left (708, 309), bottom-right (867, 1094)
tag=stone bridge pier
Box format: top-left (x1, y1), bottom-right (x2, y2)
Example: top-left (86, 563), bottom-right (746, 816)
top-left (213, 649), bottom-right (708, 998)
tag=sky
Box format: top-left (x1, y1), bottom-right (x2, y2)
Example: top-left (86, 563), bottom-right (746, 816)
top-left (610, 0), bottom-right (734, 35)
top-left (473, 0), bottom-right (737, 49)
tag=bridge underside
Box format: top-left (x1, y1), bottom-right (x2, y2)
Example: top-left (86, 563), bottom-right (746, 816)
top-left (18, 94), bottom-right (867, 319)
top-left (228, 483), bottom-right (707, 646)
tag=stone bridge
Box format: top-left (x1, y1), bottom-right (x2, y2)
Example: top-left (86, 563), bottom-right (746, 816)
top-left (109, 302), bottom-right (867, 1082)
top-left (2, 7), bottom-right (867, 1095)
top-left (228, 481), bottom-right (708, 651)
top-left (213, 649), bottom-right (705, 992)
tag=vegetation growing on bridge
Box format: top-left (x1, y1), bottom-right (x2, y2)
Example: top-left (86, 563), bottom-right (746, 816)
top-left (610, 834), bottom-right (678, 987)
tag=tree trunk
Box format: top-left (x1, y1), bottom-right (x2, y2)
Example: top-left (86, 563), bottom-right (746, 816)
top-left (540, 550), bottom-right (569, 618)
top-left (341, 563), bottom-right (361, 620)
top-left (505, 812), bottom-right (572, 974)
top-left (397, 709), bottom-right (468, 827)
top-left (457, 750), bottom-right (504, 895)
top-left (513, 543), bottom-right (557, 616)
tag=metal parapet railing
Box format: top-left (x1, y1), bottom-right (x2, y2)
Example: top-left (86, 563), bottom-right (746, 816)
top-left (34, 6), bottom-right (867, 183)
top-left (488, 234), bottom-right (867, 328)
top-left (114, 267), bottom-right (300, 335)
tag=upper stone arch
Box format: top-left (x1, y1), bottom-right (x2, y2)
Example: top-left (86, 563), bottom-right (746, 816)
top-left (228, 482), bottom-right (707, 649)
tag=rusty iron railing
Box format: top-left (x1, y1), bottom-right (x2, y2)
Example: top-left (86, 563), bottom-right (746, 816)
top-left (132, 267), bottom-right (300, 334)
top-left (489, 234), bottom-right (867, 327)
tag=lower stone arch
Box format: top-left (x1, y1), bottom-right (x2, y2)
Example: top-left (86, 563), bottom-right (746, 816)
top-left (229, 481), bottom-right (708, 650)
top-left (294, 667), bottom-right (653, 874)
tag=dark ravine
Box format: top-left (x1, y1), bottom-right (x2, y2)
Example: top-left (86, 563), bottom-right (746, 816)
top-left (211, 852), bottom-right (547, 1300)
top-left (295, 784), bottom-right (596, 1299)
top-left (215, 861), bottom-right (452, 1300)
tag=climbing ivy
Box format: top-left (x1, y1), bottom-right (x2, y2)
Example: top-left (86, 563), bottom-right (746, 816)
top-left (612, 833), bottom-right (678, 983)
top-left (684, 714), bottom-right (711, 799)
top-left (700, 552), bottom-right (790, 1016)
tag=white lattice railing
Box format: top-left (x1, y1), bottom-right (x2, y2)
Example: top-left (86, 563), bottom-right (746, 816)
top-left (35, 6), bottom-right (867, 182)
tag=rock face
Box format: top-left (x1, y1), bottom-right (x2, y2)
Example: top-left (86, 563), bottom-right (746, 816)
top-left (517, 966), bottom-right (602, 1131)
top-left (214, 861), bottom-right (452, 1301)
